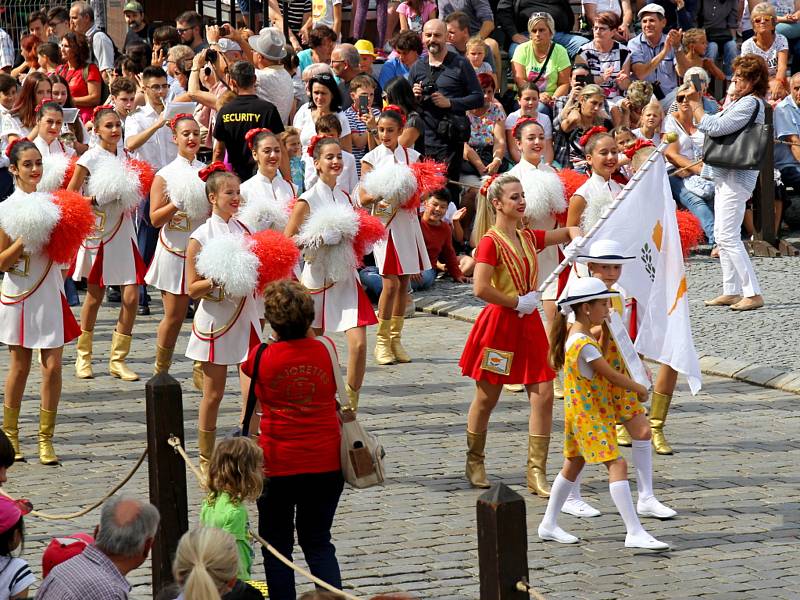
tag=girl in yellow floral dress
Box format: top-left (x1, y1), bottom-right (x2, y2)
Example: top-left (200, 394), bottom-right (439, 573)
top-left (537, 277), bottom-right (669, 549)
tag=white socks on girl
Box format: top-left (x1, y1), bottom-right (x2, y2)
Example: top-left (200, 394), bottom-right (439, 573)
top-left (537, 474), bottom-right (579, 544)
top-left (632, 440), bottom-right (677, 519)
top-left (561, 471), bottom-right (601, 517)
top-left (609, 480), bottom-right (669, 550)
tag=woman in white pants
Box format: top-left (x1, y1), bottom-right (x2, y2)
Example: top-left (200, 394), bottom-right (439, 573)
top-left (690, 54), bottom-right (766, 312)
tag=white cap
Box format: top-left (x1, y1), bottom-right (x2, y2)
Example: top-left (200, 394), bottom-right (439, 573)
top-left (638, 3), bottom-right (666, 17)
top-left (557, 277), bottom-right (619, 315)
top-left (575, 239), bottom-right (636, 265)
top-left (217, 38), bottom-right (242, 54)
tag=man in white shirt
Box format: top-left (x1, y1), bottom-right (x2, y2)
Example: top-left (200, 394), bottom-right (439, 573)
top-left (69, 1), bottom-right (115, 82)
top-left (0, 28), bottom-right (13, 73)
top-left (248, 27), bottom-right (295, 125)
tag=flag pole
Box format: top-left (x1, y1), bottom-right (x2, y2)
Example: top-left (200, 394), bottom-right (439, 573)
top-left (536, 132), bottom-right (679, 295)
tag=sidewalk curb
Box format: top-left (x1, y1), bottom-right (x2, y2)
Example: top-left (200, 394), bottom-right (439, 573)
top-left (414, 297), bottom-right (800, 396)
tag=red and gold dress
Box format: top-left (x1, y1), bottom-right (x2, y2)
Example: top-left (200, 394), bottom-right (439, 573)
top-left (460, 227), bottom-right (555, 385)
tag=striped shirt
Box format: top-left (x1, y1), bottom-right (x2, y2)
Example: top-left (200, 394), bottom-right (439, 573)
top-left (0, 28), bottom-right (13, 71)
top-left (0, 556), bottom-right (34, 597)
top-left (36, 545), bottom-right (131, 600)
top-left (344, 105), bottom-right (381, 176)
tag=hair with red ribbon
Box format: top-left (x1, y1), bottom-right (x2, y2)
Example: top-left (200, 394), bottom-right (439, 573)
top-left (623, 138), bottom-right (655, 159)
top-left (169, 113), bottom-right (196, 131)
top-left (479, 174), bottom-right (500, 197)
top-left (511, 116), bottom-right (543, 140)
top-left (579, 125), bottom-right (609, 149)
top-left (198, 161), bottom-right (230, 182)
top-left (245, 127), bottom-right (274, 149)
top-left (35, 97), bottom-right (58, 115)
top-left (307, 134), bottom-right (336, 157)
top-left (92, 104), bottom-right (116, 123)
top-left (381, 104), bottom-right (407, 126)
top-left (4, 137), bottom-right (26, 159)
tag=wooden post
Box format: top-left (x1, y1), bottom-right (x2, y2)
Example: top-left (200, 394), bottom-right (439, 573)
top-left (477, 484), bottom-right (529, 600)
top-left (757, 104), bottom-right (776, 247)
top-left (146, 373), bottom-right (188, 594)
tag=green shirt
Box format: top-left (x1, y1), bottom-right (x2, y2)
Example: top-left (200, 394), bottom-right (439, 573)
top-left (511, 42), bottom-right (571, 95)
top-left (200, 491), bottom-right (253, 580)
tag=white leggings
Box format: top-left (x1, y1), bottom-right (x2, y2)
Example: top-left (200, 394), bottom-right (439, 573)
top-left (713, 174), bottom-right (762, 298)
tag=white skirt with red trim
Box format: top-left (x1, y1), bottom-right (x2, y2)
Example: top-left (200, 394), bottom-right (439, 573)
top-left (302, 267), bottom-right (377, 332)
top-left (72, 210), bottom-right (145, 286)
top-left (185, 291), bottom-right (263, 365)
top-left (373, 209), bottom-right (431, 276)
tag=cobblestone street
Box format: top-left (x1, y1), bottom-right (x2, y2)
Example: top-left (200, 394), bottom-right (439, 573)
top-left (2, 298), bottom-right (798, 599)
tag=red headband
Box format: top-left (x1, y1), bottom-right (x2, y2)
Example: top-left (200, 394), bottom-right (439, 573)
top-left (169, 113), bottom-right (195, 131)
top-left (480, 174), bottom-right (500, 197)
top-left (623, 138), bottom-right (655, 159)
top-left (307, 134), bottom-right (333, 157)
top-left (92, 104), bottom-right (115, 122)
top-left (245, 128), bottom-right (273, 149)
top-left (382, 104), bottom-right (406, 126)
top-left (198, 161), bottom-right (230, 182)
top-left (35, 97), bottom-right (55, 114)
top-left (4, 137), bottom-right (26, 158)
top-left (511, 116), bottom-right (542, 140)
top-left (579, 126), bottom-right (609, 148)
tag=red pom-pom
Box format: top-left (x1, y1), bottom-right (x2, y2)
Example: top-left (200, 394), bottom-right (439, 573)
top-left (248, 229), bottom-right (301, 293)
top-left (353, 209), bottom-right (386, 264)
top-left (405, 159), bottom-right (447, 210)
top-left (555, 169), bottom-right (589, 225)
top-left (44, 190), bottom-right (95, 264)
top-left (128, 158), bottom-right (155, 197)
top-left (675, 209), bottom-right (705, 259)
top-left (63, 155), bottom-right (79, 190)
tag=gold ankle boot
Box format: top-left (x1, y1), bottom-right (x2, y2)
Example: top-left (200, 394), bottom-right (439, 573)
top-left (198, 428), bottom-right (216, 478)
top-left (109, 331), bottom-right (139, 381)
top-left (649, 392), bottom-right (673, 455)
top-left (527, 434), bottom-right (551, 497)
top-left (153, 345), bottom-right (174, 375)
top-left (616, 423), bottom-right (633, 446)
top-left (38, 408), bottom-right (58, 465)
top-left (2, 406), bottom-right (23, 462)
top-left (465, 430), bottom-right (491, 488)
top-left (389, 316), bottom-right (411, 363)
top-left (374, 318), bottom-right (395, 365)
top-left (75, 330), bottom-right (94, 379)
top-left (345, 384), bottom-right (360, 411)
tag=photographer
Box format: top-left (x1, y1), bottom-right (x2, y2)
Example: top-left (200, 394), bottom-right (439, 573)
top-left (409, 19), bottom-right (482, 200)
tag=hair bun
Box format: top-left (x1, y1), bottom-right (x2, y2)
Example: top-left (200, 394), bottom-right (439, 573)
top-left (198, 161), bottom-right (229, 182)
top-left (623, 138), bottom-right (655, 159)
top-left (579, 125), bottom-right (609, 148)
top-left (244, 127), bottom-right (273, 149)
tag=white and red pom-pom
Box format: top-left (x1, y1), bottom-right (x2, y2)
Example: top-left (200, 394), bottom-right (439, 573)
top-left (129, 158), bottom-right (155, 198)
top-left (557, 169), bottom-right (589, 200)
top-left (0, 191), bottom-right (61, 253)
top-left (407, 159), bottom-right (447, 210)
top-left (38, 153), bottom-right (73, 193)
top-left (676, 209), bottom-right (705, 259)
top-left (238, 195), bottom-right (292, 232)
top-left (195, 234), bottom-right (260, 298)
top-left (248, 229), bottom-right (300, 293)
top-left (165, 166), bottom-right (209, 221)
top-left (353, 210), bottom-right (386, 263)
top-left (45, 190), bottom-right (95, 264)
top-left (361, 163), bottom-right (417, 210)
top-left (295, 202), bottom-right (360, 283)
top-left (86, 155), bottom-right (144, 211)
top-left (519, 169), bottom-right (566, 224)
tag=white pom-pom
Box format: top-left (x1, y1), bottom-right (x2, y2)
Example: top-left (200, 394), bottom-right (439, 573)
top-left (86, 155), bottom-right (142, 212)
top-left (581, 190), bottom-right (614, 232)
top-left (38, 153), bottom-right (71, 193)
top-left (238, 196), bottom-right (290, 232)
top-left (195, 233), bottom-right (259, 298)
top-left (361, 163), bottom-right (417, 207)
top-left (519, 169), bottom-right (566, 224)
top-left (165, 168), bottom-right (209, 221)
top-left (0, 191), bottom-right (61, 253)
top-left (295, 202), bottom-right (359, 283)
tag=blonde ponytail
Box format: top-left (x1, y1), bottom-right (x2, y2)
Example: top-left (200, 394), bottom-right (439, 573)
top-left (173, 528), bottom-right (238, 600)
top-left (471, 173), bottom-right (520, 245)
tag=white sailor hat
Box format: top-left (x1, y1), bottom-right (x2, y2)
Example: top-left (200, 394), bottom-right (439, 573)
top-left (575, 239), bottom-right (636, 265)
top-left (557, 277), bottom-right (619, 316)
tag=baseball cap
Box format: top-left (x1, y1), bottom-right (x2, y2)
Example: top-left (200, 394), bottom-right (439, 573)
top-left (123, 1), bottom-right (144, 13)
top-left (42, 533), bottom-right (95, 578)
top-left (638, 3), bottom-right (666, 17)
top-left (248, 27), bottom-right (287, 61)
top-left (217, 38), bottom-right (242, 54)
top-left (354, 39), bottom-right (376, 57)
top-left (0, 496), bottom-right (31, 535)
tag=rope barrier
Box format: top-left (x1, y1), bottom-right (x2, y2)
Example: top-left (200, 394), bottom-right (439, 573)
top-left (0, 447), bottom-right (148, 521)
top-left (168, 436), bottom-right (364, 600)
top-left (516, 578), bottom-right (547, 600)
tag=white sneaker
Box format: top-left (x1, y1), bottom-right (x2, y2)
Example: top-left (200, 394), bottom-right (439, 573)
top-left (538, 523), bottom-right (579, 544)
top-left (561, 497), bottom-right (602, 517)
top-left (637, 495), bottom-right (677, 519)
top-left (625, 530), bottom-right (670, 550)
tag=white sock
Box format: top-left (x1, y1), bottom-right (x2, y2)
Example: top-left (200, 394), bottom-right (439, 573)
top-left (632, 440), bottom-right (654, 500)
top-left (566, 471), bottom-right (584, 502)
top-left (541, 473), bottom-right (575, 529)
top-left (609, 479), bottom-right (644, 536)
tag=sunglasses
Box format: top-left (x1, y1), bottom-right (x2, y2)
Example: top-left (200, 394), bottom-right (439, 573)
top-left (752, 16), bottom-right (773, 23)
top-left (676, 95), bottom-right (690, 102)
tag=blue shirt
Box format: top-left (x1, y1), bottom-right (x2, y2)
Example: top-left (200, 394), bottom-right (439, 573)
top-left (628, 33), bottom-right (678, 94)
top-left (378, 57), bottom-right (409, 89)
top-left (298, 49), bottom-right (314, 76)
top-left (774, 94), bottom-right (800, 170)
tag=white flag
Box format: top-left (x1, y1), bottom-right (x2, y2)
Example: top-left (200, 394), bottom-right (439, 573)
top-left (577, 157), bottom-right (702, 394)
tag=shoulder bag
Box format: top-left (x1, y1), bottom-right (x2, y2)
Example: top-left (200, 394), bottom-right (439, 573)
top-left (241, 343), bottom-right (268, 437)
top-left (317, 336), bottom-right (386, 489)
top-left (702, 97), bottom-right (770, 170)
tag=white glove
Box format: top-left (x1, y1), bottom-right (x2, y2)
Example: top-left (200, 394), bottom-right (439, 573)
top-left (561, 237), bottom-right (583, 262)
top-left (321, 229), bottom-right (343, 246)
top-left (516, 291), bottom-right (541, 317)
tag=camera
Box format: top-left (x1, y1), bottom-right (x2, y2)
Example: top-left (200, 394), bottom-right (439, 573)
top-left (206, 48), bottom-right (218, 63)
top-left (422, 82), bottom-right (437, 101)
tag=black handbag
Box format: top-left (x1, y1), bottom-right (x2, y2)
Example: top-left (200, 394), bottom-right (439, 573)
top-left (702, 98), bottom-right (770, 170)
top-left (240, 343), bottom-right (267, 437)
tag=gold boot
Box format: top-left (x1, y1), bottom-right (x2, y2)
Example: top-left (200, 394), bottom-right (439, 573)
top-left (649, 392), bottom-right (673, 455)
top-left (389, 316), bottom-right (411, 363)
top-left (198, 429), bottom-right (216, 478)
top-left (465, 430), bottom-right (491, 488)
top-left (2, 406), bottom-right (23, 462)
top-left (527, 434), bottom-right (551, 497)
top-left (193, 361), bottom-right (204, 390)
top-left (108, 331), bottom-right (139, 381)
top-left (153, 345), bottom-right (174, 375)
top-left (345, 384), bottom-right (360, 411)
top-left (616, 423), bottom-right (633, 446)
top-left (373, 318), bottom-right (395, 365)
top-left (75, 330), bottom-right (94, 379)
top-left (38, 408), bottom-right (58, 465)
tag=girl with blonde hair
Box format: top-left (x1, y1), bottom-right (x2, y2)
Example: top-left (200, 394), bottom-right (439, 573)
top-left (173, 528), bottom-right (239, 600)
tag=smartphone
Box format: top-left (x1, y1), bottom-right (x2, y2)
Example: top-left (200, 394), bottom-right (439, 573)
top-left (206, 48), bottom-right (218, 63)
top-left (358, 94), bottom-right (369, 115)
top-left (690, 74), bottom-right (702, 91)
top-left (575, 73), bottom-right (593, 87)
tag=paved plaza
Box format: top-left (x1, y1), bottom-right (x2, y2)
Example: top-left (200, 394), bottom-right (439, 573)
top-left (1, 292), bottom-right (798, 599)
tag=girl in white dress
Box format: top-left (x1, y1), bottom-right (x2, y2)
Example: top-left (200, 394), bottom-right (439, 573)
top-left (185, 164), bottom-right (262, 472)
top-left (32, 101), bottom-right (75, 161)
top-left (359, 106), bottom-right (429, 366)
top-left (0, 140), bottom-right (81, 465)
top-left (67, 106), bottom-right (147, 382)
top-left (285, 137), bottom-right (377, 409)
top-left (145, 114), bottom-right (208, 375)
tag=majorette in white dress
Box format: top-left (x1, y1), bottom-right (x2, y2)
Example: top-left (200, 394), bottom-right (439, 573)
top-left (0, 190), bottom-right (81, 349)
top-left (508, 158), bottom-right (562, 300)
top-left (185, 214), bottom-right (262, 365)
top-left (240, 171), bottom-right (296, 232)
top-left (571, 173), bottom-right (623, 278)
top-left (361, 144), bottom-right (431, 276)
top-left (144, 156), bottom-right (208, 295)
top-left (300, 180), bottom-right (377, 332)
top-left (71, 145), bottom-right (146, 286)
